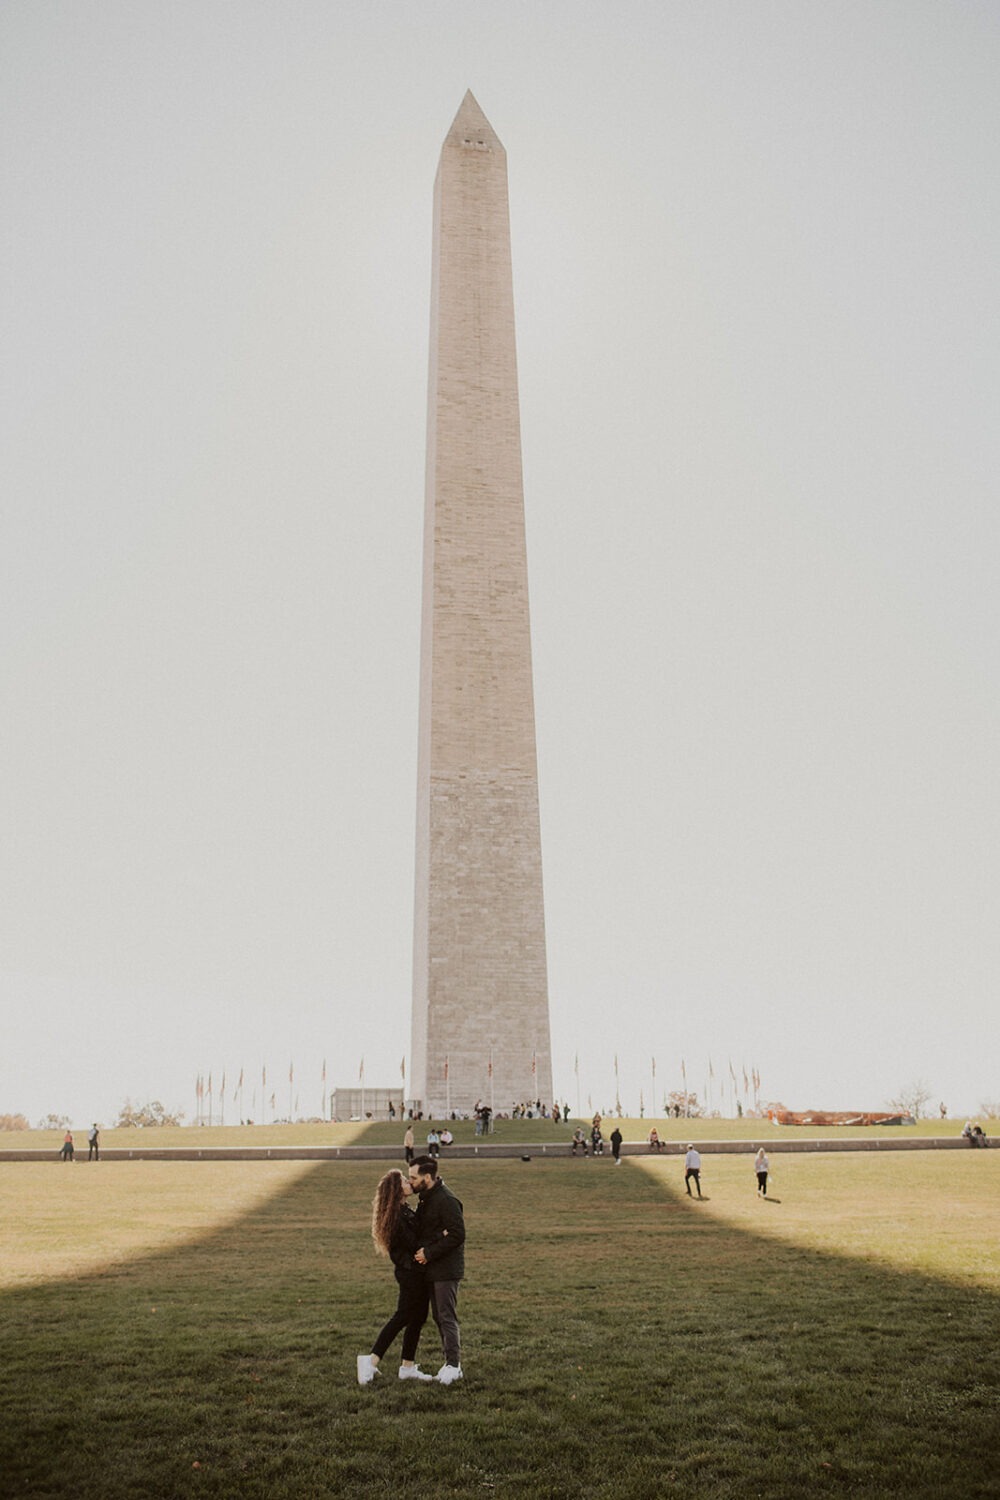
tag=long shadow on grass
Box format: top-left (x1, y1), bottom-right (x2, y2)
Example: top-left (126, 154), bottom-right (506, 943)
top-left (0, 1159), bottom-right (998, 1500)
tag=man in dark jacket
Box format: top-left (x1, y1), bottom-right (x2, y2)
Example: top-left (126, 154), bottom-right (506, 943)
top-left (409, 1154), bottom-right (465, 1384)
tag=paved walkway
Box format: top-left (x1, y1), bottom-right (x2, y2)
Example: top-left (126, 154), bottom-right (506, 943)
top-left (0, 1136), bottom-right (978, 1163)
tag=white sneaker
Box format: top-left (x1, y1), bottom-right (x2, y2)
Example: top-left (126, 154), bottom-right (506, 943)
top-left (398, 1364), bottom-right (434, 1382)
top-left (357, 1354), bottom-right (378, 1385)
top-left (436, 1363), bottom-right (463, 1385)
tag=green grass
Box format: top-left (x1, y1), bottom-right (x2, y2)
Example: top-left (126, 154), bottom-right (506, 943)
top-left (2, 1154), bottom-right (998, 1498)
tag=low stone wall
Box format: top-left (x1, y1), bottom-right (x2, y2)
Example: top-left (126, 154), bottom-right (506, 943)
top-left (0, 1136), bottom-right (979, 1164)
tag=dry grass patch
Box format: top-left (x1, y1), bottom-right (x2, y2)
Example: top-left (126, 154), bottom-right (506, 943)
top-left (1, 1161), bottom-right (316, 1287)
top-left (633, 1150), bottom-right (1000, 1288)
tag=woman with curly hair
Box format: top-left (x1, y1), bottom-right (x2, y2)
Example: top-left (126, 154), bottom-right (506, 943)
top-left (357, 1168), bottom-right (432, 1384)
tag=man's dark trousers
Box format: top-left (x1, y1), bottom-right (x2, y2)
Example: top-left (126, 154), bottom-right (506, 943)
top-left (429, 1281), bottom-right (461, 1366)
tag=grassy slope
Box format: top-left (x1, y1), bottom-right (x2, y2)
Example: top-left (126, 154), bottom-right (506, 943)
top-left (10, 1113), bottom-right (992, 1154)
top-left (1, 1155), bottom-right (998, 1499)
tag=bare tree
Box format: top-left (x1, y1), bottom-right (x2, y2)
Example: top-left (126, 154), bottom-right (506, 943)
top-left (666, 1090), bottom-right (703, 1119)
top-left (890, 1079), bottom-right (933, 1120)
top-left (116, 1098), bottom-right (185, 1127)
top-left (37, 1113), bottom-right (72, 1130)
top-left (978, 1099), bottom-right (1000, 1120)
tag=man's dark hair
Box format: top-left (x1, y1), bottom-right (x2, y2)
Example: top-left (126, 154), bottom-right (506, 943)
top-left (411, 1154), bottom-right (439, 1178)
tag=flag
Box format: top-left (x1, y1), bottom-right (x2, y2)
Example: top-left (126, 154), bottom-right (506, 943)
top-left (709, 1057), bottom-right (714, 1079)
top-left (321, 1059), bottom-right (326, 1083)
top-left (359, 1056), bottom-right (365, 1082)
top-left (743, 1066), bottom-right (749, 1093)
top-left (614, 1054), bottom-right (619, 1077)
top-left (400, 1056), bottom-right (406, 1080)
top-left (262, 1065), bottom-right (266, 1089)
top-left (487, 1049), bottom-right (493, 1078)
top-left (270, 1092), bottom-right (275, 1109)
top-left (681, 1058), bottom-right (687, 1083)
top-left (729, 1059), bottom-right (737, 1084)
top-left (289, 1062), bottom-right (294, 1084)
top-left (651, 1056), bottom-right (656, 1079)
top-left (574, 1053), bottom-right (579, 1076)
top-left (221, 1071), bottom-right (226, 1097)
top-left (531, 1051), bottom-right (537, 1076)
top-left (444, 1055), bottom-right (449, 1080)
top-left (207, 1072), bottom-right (213, 1097)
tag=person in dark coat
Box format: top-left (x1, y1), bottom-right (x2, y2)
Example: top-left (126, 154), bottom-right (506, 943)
top-left (409, 1154), bottom-right (465, 1384)
top-left (610, 1126), bottom-right (623, 1166)
top-left (357, 1169), bottom-right (433, 1384)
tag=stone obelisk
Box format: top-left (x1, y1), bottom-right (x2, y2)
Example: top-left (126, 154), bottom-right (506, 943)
top-left (411, 92), bottom-right (552, 1117)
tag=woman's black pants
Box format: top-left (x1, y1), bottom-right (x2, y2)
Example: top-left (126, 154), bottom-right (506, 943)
top-left (372, 1271), bottom-right (429, 1362)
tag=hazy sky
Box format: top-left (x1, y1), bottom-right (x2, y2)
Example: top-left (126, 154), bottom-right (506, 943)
top-left (3, 1), bottom-right (998, 1127)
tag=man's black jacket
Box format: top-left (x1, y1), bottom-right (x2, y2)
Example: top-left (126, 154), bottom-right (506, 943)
top-left (414, 1178), bottom-right (465, 1282)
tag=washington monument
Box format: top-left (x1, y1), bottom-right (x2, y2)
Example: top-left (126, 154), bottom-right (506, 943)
top-left (410, 93), bottom-right (553, 1117)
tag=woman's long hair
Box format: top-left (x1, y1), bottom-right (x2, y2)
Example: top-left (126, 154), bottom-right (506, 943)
top-left (371, 1169), bottom-right (406, 1256)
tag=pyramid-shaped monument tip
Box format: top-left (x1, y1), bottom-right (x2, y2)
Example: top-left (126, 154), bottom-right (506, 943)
top-left (444, 90), bottom-right (502, 150)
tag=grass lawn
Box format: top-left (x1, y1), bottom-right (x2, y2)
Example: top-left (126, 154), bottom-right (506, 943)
top-left (1, 1153), bottom-right (998, 1498)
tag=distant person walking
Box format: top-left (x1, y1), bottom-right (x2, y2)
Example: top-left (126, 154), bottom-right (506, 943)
top-left (60, 1131), bottom-right (74, 1162)
top-left (610, 1126), bottom-right (623, 1166)
top-left (754, 1147), bottom-right (769, 1196)
top-left (684, 1144), bottom-right (702, 1198)
top-left (357, 1169), bottom-right (433, 1385)
top-left (88, 1124), bottom-right (100, 1161)
top-left (409, 1155), bottom-right (465, 1384)
top-left (403, 1125), bottom-right (415, 1164)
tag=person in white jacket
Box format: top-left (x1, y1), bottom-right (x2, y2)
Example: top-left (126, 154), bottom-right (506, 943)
top-left (684, 1145), bottom-right (702, 1198)
top-left (754, 1147), bottom-right (769, 1197)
